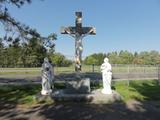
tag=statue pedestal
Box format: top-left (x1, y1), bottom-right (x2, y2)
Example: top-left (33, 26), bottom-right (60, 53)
top-left (52, 89), bottom-right (123, 103)
top-left (101, 88), bottom-right (112, 94)
top-left (65, 78), bottom-right (90, 94)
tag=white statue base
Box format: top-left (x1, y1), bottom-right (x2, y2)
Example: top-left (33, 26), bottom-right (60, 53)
top-left (41, 89), bottom-right (52, 95)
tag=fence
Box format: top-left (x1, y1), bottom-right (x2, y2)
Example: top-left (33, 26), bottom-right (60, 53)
top-left (0, 64), bottom-right (159, 81)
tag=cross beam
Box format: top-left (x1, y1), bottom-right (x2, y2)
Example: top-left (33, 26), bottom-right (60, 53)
top-left (61, 12), bottom-right (96, 72)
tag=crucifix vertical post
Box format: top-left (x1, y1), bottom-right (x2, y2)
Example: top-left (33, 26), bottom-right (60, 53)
top-left (61, 12), bottom-right (96, 72)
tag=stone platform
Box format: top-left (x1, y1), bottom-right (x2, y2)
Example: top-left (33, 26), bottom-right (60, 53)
top-left (65, 78), bottom-right (90, 94)
top-left (52, 89), bottom-right (123, 104)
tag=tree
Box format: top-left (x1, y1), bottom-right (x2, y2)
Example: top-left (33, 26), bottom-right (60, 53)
top-left (138, 51), bottom-right (150, 65)
top-left (118, 50), bottom-right (134, 64)
top-left (0, 36), bottom-right (49, 67)
top-left (107, 52), bottom-right (119, 64)
top-left (0, 38), bottom-right (3, 48)
top-left (23, 37), bottom-right (47, 67)
top-left (0, 38), bottom-right (4, 66)
top-left (1, 0), bottom-right (38, 40)
top-left (50, 53), bottom-right (73, 67)
top-left (84, 53), bottom-right (106, 65)
top-left (84, 56), bottom-right (98, 65)
top-left (84, 51), bottom-right (160, 65)
top-left (0, 0), bottom-right (57, 67)
top-left (0, 0), bottom-right (57, 48)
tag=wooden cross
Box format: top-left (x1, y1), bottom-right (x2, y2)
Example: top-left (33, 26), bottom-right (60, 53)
top-left (61, 12), bottom-right (96, 72)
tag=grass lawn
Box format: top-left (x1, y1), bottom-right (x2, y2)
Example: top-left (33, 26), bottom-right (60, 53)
top-left (0, 84), bottom-right (42, 106)
top-left (0, 80), bottom-right (160, 106)
top-left (114, 80), bottom-right (160, 102)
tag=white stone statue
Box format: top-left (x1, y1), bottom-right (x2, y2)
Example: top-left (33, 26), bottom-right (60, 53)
top-left (100, 57), bottom-right (112, 94)
top-left (41, 57), bottom-right (54, 95)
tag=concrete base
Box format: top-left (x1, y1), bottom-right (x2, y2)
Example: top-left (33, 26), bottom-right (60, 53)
top-left (65, 78), bottom-right (90, 94)
top-left (52, 89), bottom-right (123, 104)
top-left (101, 88), bottom-right (112, 95)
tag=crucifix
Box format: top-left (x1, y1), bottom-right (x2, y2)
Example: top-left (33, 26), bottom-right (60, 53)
top-left (61, 12), bottom-right (96, 72)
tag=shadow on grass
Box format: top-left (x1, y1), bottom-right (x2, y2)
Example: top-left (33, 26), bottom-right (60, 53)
top-left (0, 84), bottom-right (41, 104)
top-left (129, 80), bottom-right (160, 101)
top-left (1, 101), bottom-right (160, 120)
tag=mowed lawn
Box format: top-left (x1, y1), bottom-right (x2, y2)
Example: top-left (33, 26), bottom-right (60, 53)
top-left (0, 66), bottom-right (159, 105)
top-left (0, 80), bottom-right (160, 105)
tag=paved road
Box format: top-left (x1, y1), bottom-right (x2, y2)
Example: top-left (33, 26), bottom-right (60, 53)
top-left (0, 72), bottom-right (158, 85)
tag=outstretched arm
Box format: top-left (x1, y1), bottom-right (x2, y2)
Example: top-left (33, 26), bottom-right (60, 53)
top-left (81, 28), bottom-right (95, 38)
top-left (65, 28), bottom-right (75, 38)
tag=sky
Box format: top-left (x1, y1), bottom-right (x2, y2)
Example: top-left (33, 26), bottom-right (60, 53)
top-left (2, 0), bottom-right (160, 58)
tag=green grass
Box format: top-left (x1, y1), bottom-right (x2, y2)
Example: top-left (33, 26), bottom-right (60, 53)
top-left (0, 84), bottom-right (41, 105)
top-left (91, 80), bottom-right (160, 102)
top-left (0, 80), bottom-right (160, 105)
top-left (114, 80), bottom-right (160, 101)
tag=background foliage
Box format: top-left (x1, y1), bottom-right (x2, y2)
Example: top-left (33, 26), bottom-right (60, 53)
top-left (84, 50), bottom-right (160, 65)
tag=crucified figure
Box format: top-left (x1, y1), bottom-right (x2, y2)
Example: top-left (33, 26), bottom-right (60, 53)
top-left (61, 12), bottom-right (96, 72)
top-left (65, 29), bottom-right (95, 71)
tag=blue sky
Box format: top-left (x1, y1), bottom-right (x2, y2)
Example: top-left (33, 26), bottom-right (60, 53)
top-left (2, 0), bottom-right (160, 58)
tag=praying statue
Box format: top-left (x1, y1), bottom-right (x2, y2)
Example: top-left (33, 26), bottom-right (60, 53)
top-left (41, 57), bottom-right (54, 95)
top-left (100, 57), bottom-right (112, 94)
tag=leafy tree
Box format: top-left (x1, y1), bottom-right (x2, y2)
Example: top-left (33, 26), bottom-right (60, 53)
top-left (138, 51), bottom-right (150, 65)
top-left (0, 0), bottom-right (39, 40)
top-left (0, 37), bottom-right (49, 67)
top-left (0, 0), bottom-right (57, 48)
top-left (118, 50), bottom-right (134, 64)
top-left (84, 53), bottom-right (106, 65)
top-left (84, 50), bottom-right (160, 65)
top-left (84, 56), bottom-right (98, 65)
top-left (132, 57), bottom-right (145, 65)
top-left (0, 38), bottom-right (4, 66)
top-left (107, 52), bottom-right (120, 64)
top-left (23, 37), bottom-right (47, 67)
top-left (0, 38), bottom-right (3, 48)
top-left (50, 53), bottom-right (73, 67)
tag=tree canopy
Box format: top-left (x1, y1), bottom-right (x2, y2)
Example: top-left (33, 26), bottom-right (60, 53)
top-left (83, 53), bottom-right (106, 65)
top-left (0, 37), bottom-right (47, 67)
top-left (0, 0), bottom-right (57, 49)
top-left (49, 53), bottom-right (73, 67)
top-left (84, 50), bottom-right (160, 65)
